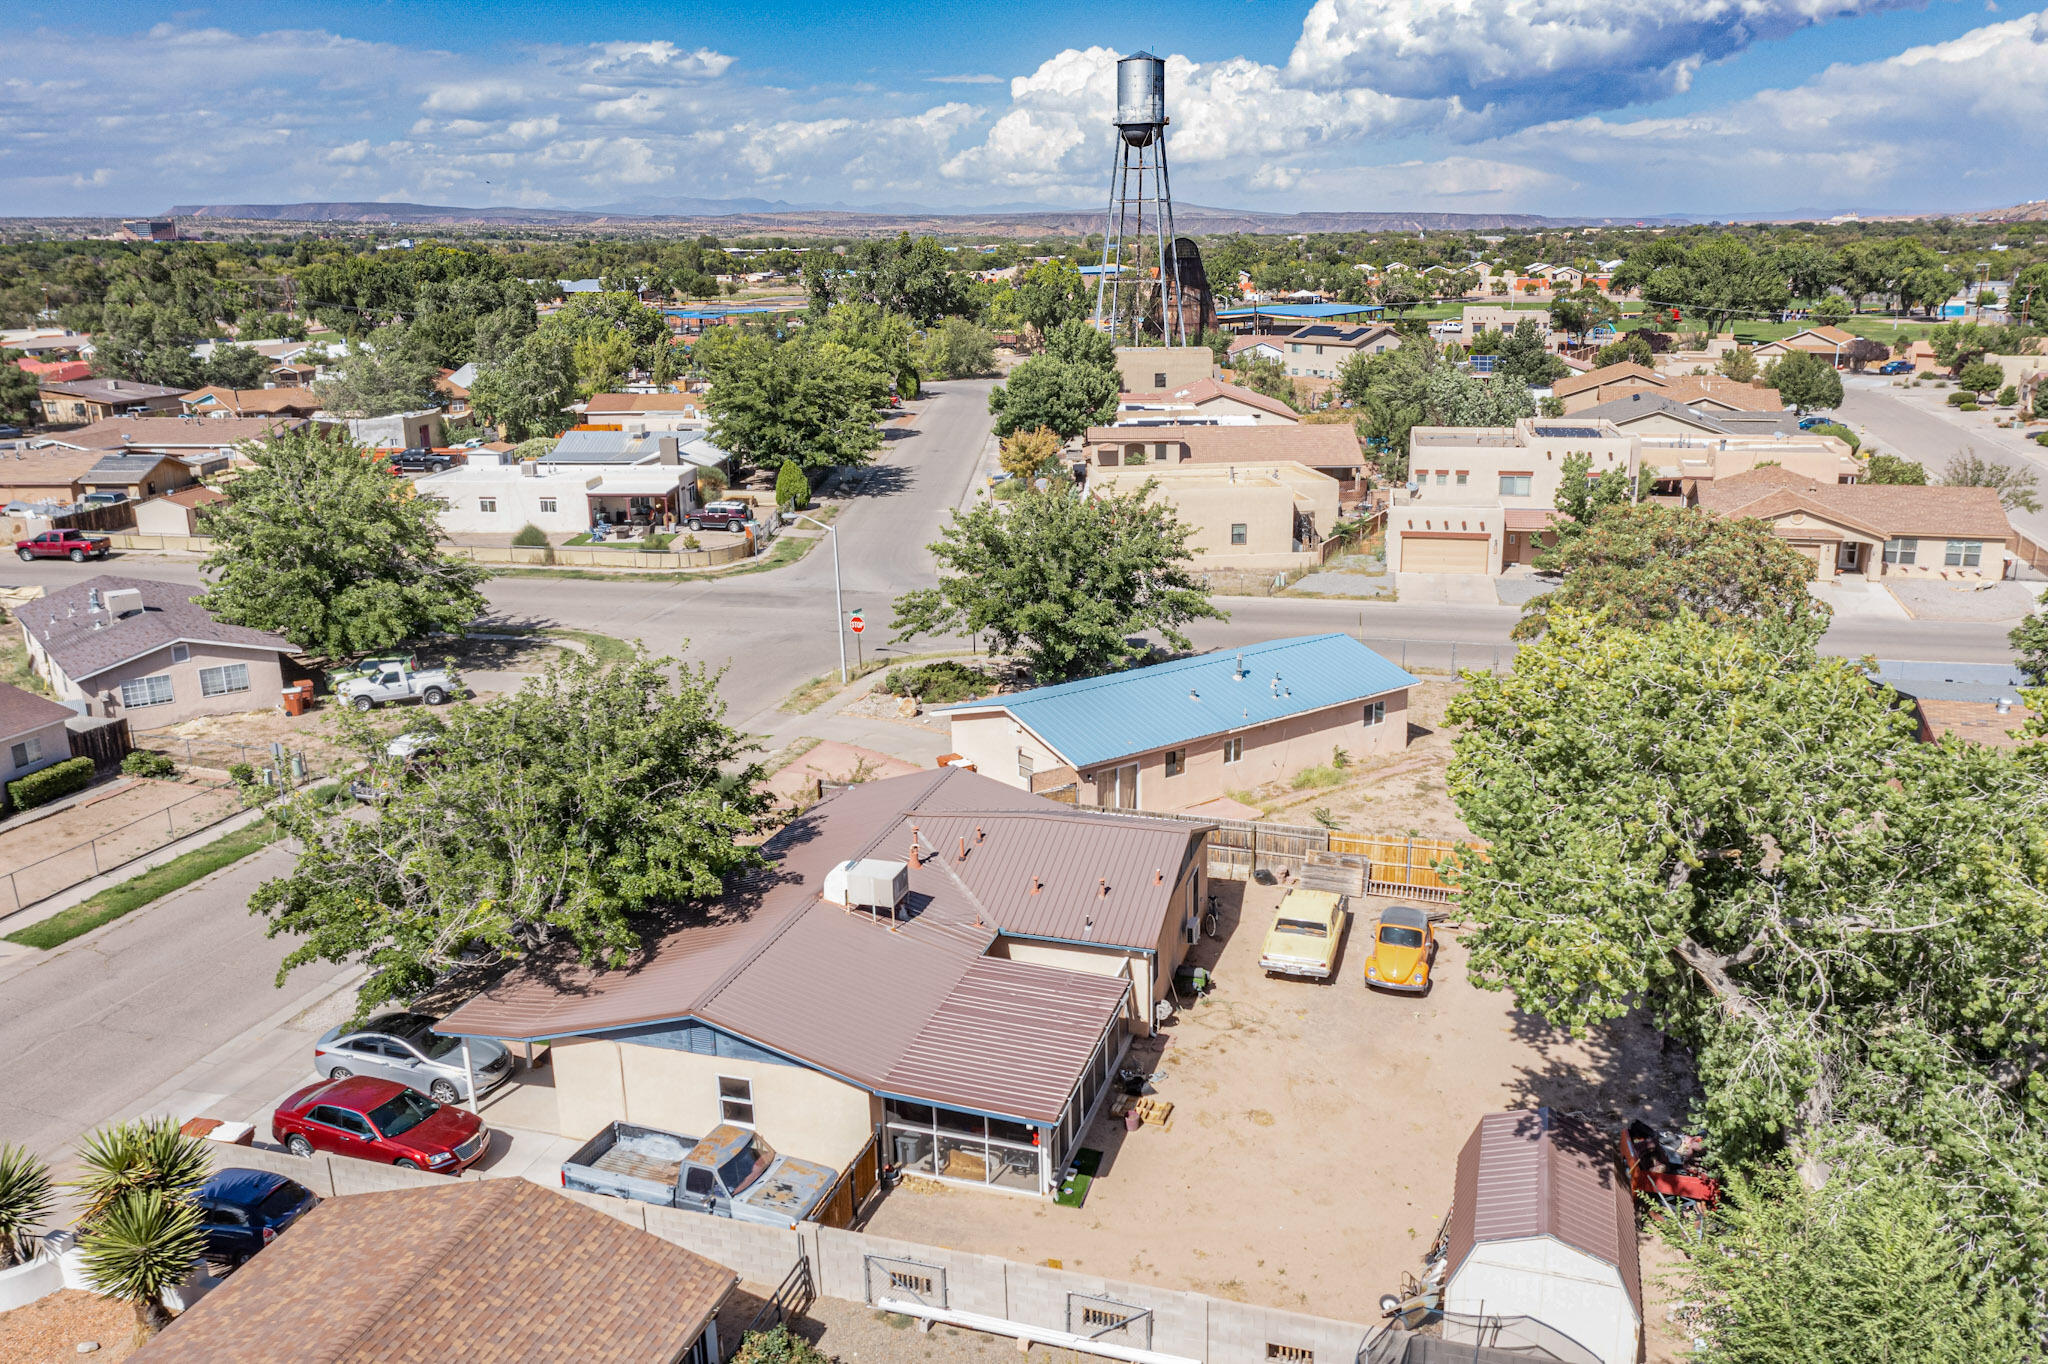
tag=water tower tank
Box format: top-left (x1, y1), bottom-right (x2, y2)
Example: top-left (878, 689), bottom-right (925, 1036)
top-left (1116, 52), bottom-right (1167, 144)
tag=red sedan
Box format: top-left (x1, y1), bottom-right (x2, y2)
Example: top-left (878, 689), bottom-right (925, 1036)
top-left (272, 1075), bottom-right (489, 1174)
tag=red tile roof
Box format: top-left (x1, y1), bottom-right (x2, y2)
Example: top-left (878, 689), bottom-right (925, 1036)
top-left (1122, 376), bottom-right (1298, 421)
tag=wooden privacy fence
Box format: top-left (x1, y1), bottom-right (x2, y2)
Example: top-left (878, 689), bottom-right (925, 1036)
top-left (1103, 808), bottom-right (1466, 901)
top-left (812, 1128), bottom-right (883, 1230)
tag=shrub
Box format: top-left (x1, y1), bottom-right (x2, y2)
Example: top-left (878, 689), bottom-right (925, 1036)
top-left (1997, 385), bottom-right (2019, 407)
top-left (1290, 763), bottom-right (1345, 790)
top-left (775, 460), bottom-right (810, 511)
top-left (881, 661), bottom-right (996, 704)
top-left (511, 523), bottom-right (551, 548)
top-left (1947, 391), bottom-right (1973, 407)
top-left (120, 750), bottom-right (178, 779)
top-left (733, 1326), bottom-right (831, 1364)
top-left (226, 762), bottom-right (255, 786)
top-left (6, 756), bottom-right (94, 811)
top-left (1956, 360), bottom-right (2005, 395)
top-left (681, 533), bottom-right (702, 550)
top-left (1959, 402), bottom-right (1982, 412)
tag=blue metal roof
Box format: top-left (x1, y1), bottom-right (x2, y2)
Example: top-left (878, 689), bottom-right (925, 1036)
top-left (663, 306), bottom-right (788, 318)
top-left (1864, 659), bottom-right (2028, 704)
top-left (1215, 303), bottom-right (1383, 319)
top-left (946, 635), bottom-right (1418, 768)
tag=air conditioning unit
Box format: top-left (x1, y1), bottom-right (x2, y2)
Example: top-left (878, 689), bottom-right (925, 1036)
top-left (823, 858), bottom-right (909, 915)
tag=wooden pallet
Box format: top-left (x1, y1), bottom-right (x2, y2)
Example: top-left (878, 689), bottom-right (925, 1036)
top-left (1133, 1097), bottom-right (1174, 1130)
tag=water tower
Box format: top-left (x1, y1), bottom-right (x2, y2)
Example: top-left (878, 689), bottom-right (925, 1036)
top-left (1093, 52), bottom-right (1197, 347)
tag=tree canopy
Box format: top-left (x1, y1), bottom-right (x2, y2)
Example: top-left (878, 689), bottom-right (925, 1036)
top-left (1761, 349), bottom-right (1843, 413)
top-left (197, 428), bottom-right (490, 658)
top-left (1942, 449), bottom-right (2042, 514)
top-left (1516, 503), bottom-right (1829, 648)
top-left (986, 320), bottom-right (1120, 439)
top-left (890, 481), bottom-right (1225, 682)
top-left (701, 329), bottom-right (891, 473)
top-left (256, 649), bottom-right (769, 1016)
top-left (313, 326), bottom-right (442, 417)
top-left (1863, 452), bottom-right (1927, 484)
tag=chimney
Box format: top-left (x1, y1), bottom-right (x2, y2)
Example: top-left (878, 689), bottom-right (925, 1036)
top-left (658, 435), bottom-right (679, 465)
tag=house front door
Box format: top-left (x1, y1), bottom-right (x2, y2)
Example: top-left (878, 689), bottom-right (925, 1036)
top-left (1840, 543), bottom-right (1862, 572)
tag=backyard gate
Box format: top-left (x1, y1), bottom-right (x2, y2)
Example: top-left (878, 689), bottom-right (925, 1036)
top-left (1066, 1291), bottom-right (1155, 1349)
top-left (811, 1129), bottom-right (882, 1229)
top-left (863, 1254), bottom-right (948, 1311)
top-left (66, 718), bottom-right (132, 774)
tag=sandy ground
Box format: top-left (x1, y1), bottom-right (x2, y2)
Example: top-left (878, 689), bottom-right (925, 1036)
top-left (764, 741), bottom-right (921, 807)
top-left (0, 1290), bottom-right (140, 1363)
top-left (0, 777), bottom-right (241, 906)
top-left (862, 876), bottom-right (1699, 1348)
top-left (717, 1286), bottom-right (1036, 1364)
top-left (1245, 679), bottom-right (1471, 840)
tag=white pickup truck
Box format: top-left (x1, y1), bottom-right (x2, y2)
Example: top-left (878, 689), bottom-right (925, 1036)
top-left (336, 663), bottom-right (460, 711)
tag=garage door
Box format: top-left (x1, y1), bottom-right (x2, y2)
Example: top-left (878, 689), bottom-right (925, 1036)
top-left (1402, 535), bottom-right (1490, 574)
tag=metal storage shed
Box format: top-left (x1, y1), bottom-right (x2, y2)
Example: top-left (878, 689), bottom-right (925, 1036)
top-left (1442, 1108), bottom-right (1643, 1364)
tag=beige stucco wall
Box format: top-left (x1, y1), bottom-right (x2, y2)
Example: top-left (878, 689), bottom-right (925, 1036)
top-left (550, 1036), bottom-right (878, 1170)
top-left (947, 711), bottom-right (1067, 789)
top-left (1, 716), bottom-right (71, 790)
top-left (1076, 695), bottom-right (1406, 814)
top-left (1408, 424), bottom-right (1633, 507)
top-left (1386, 504), bottom-right (1507, 574)
top-left (1092, 462), bottom-right (1339, 569)
top-left (44, 639), bottom-right (287, 725)
top-left (1116, 347), bottom-right (1212, 393)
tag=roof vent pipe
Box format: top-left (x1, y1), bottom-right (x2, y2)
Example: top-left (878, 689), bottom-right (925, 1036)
top-left (1098, 878), bottom-right (1109, 898)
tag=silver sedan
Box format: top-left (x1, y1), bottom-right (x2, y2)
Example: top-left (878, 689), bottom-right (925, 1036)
top-left (312, 1012), bottom-right (513, 1104)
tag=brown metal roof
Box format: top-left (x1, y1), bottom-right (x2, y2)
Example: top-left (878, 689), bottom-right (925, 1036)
top-left (1445, 1109), bottom-right (1642, 1318)
top-left (138, 1177), bottom-right (733, 1364)
top-left (882, 957), bottom-right (1131, 1122)
top-left (436, 768), bottom-right (1201, 1122)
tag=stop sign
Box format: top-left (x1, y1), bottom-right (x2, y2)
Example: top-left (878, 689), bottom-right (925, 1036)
top-left (850, 613), bottom-right (865, 634)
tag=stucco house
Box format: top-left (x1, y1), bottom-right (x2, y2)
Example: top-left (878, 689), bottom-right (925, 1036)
top-left (1084, 422), bottom-right (1371, 503)
top-left (1114, 345), bottom-right (1213, 393)
top-left (943, 635), bottom-right (1416, 816)
top-left (1088, 461), bottom-right (1340, 570)
top-left (1694, 467), bottom-right (2015, 581)
top-left (1, 682), bottom-right (75, 801)
top-left (434, 768), bottom-right (1211, 1198)
top-left (1116, 376), bottom-right (1300, 426)
top-left (14, 576), bottom-right (295, 726)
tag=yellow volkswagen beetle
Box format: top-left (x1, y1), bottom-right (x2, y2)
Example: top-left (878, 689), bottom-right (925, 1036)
top-left (1258, 889), bottom-right (1347, 979)
top-left (1363, 904), bottom-right (1436, 993)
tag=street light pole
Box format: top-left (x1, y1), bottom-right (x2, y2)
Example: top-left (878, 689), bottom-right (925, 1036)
top-left (792, 512), bottom-right (847, 683)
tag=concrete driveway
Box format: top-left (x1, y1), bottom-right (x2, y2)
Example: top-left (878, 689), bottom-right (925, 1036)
top-left (1395, 572), bottom-right (1501, 605)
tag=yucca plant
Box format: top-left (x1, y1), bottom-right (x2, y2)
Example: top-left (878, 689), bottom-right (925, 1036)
top-left (71, 1119), bottom-right (211, 1227)
top-left (77, 1189), bottom-right (203, 1338)
top-left (0, 1143), bottom-right (54, 1268)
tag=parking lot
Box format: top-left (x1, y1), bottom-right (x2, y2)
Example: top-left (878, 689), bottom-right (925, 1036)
top-left (862, 875), bottom-right (1699, 1330)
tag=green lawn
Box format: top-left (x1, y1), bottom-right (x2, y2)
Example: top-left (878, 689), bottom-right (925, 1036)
top-left (5, 819), bottom-right (283, 950)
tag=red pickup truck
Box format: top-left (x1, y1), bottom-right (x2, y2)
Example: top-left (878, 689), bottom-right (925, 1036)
top-left (15, 529), bottom-right (112, 562)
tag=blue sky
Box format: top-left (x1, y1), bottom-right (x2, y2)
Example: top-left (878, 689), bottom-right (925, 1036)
top-left (4, 0), bottom-right (2045, 219)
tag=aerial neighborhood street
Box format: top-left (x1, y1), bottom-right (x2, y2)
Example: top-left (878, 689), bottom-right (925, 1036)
top-left (2, 13), bottom-right (2047, 1364)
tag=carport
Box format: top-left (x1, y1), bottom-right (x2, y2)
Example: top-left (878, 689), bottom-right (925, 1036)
top-left (585, 470), bottom-right (688, 530)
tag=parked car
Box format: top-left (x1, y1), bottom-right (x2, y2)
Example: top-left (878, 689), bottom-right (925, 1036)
top-left (686, 500), bottom-right (753, 532)
top-left (193, 1168), bottom-right (320, 1268)
top-left (1878, 360), bottom-right (1915, 376)
top-left (388, 448), bottom-right (453, 474)
top-left (314, 1010), bottom-right (512, 1103)
top-left (15, 529), bottom-right (111, 562)
top-left (0, 425), bottom-right (21, 439)
top-left (1258, 888), bottom-right (1347, 979)
top-left (1363, 904), bottom-right (1437, 993)
top-left (272, 1075), bottom-right (489, 1173)
top-left (1797, 415), bottom-right (1835, 430)
top-left (562, 1122), bottom-right (835, 1228)
top-left (323, 654), bottom-right (416, 694)
top-left (336, 662), bottom-right (460, 711)
top-left (81, 490), bottom-right (130, 507)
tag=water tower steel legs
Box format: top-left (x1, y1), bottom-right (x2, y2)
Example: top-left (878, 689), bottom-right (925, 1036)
top-left (1094, 135), bottom-right (1187, 348)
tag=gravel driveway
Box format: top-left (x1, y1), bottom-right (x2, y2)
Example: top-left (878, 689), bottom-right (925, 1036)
top-left (1886, 579), bottom-right (2040, 622)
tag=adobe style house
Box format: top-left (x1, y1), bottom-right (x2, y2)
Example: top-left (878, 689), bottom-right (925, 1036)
top-left (943, 635), bottom-right (1416, 815)
top-left (435, 768), bottom-right (1212, 1198)
top-left (1274, 323), bottom-right (1401, 381)
top-left (139, 1178), bottom-right (735, 1364)
top-left (1084, 421), bottom-right (1371, 504)
top-left (1089, 462), bottom-right (1340, 569)
top-left (1114, 345), bottom-right (1213, 393)
top-left (1117, 376), bottom-right (1300, 426)
top-left (14, 576), bottom-right (295, 726)
top-left (1695, 467), bottom-right (2015, 581)
top-left (1750, 325), bottom-right (1859, 367)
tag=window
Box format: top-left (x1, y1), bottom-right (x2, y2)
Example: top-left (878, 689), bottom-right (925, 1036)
top-left (1230, 523), bottom-right (1248, 545)
top-left (1017, 749), bottom-right (1035, 778)
top-left (171, 644), bottom-right (190, 663)
top-left (1165, 748), bottom-right (1186, 777)
top-left (199, 663), bottom-right (250, 697)
top-left (1455, 471), bottom-right (1469, 486)
top-left (718, 1076), bottom-right (755, 1125)
top-left (478, 497), bottom-right (497, 513)
top-left (10, 736), bottom-right (41, 768)
top-left (1152, 372), bottom-right (1167, 388)
top-left (1364, 701), bottom-right (1385, 726)
top-left (119, 674), bottom-right (175, 708)
top-left (1499, 474), bottom-right (1533, 496)
top-left (1883, 538), bottom-right (1917, 565)
top-left (1434, 471), bottom-right (1447, 486)
top-left (1945, 540), bottom-right (1983, 568)
top-left (538, 498), bottom-right (557, 514)
top-left (1223, 736), bottom-right (1243, 765)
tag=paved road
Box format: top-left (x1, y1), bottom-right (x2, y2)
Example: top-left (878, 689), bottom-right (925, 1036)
top-left (0, 842), bottom-right (353, 1160)
top-left (1838, 375), bottom-right (2048, 547)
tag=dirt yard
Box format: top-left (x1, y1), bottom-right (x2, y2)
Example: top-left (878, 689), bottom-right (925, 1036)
top-left (1235, 679), bottom-right (1470, 839)
top-left (0, 1290), bottom-right (139, 1363)
top-left (0, 776), bottom-right (242, 907)
top-left (861, 875), bottom-right (1699, 1354)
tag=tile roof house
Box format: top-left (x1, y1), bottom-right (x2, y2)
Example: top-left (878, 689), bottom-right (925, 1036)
top-left (14, 575), bottom-right (295, 725)
top-left (1863, 659), bottom-right (2034, 748)
top-left (180, 386), bottom-right (326, 418)
top-left (1695, 466), bottom-right (2014, 581)
top-left (436, 767), bottom-right (1211, 1196)
top-left (33, 414), bottom-right (306, 454)
top-left (944, 635), bottom-right (1416, 817)
top-left (1752, 325), bottom-right (1859, 366)
top-left (137, 1177), bottom-right (735, 1364)
top-left (1443, 1109), bottom-right (1642, 1364)
top-left (14, 357), bottom-right (93, 384)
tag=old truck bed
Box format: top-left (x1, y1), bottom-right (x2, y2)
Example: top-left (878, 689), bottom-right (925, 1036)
top-left (562, 1122), bottom-right (696, 1205)
top-left (591, 1128), bottom-right (691, 1184)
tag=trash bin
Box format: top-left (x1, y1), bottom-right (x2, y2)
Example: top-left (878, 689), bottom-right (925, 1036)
top-left (281, 687), bottom-right (307, 717)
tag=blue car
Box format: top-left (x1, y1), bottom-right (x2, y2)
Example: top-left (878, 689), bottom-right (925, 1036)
top-left (1798, 415), bottom-right (1835, 429)
top-left (1878, 360), bottom-right (1914, 375)
top-left (193, 1168), bottom-right (320, 1268)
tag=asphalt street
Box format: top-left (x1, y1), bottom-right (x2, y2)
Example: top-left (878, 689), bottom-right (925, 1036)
top-left (1837, 375), bottom-right (2048, 549)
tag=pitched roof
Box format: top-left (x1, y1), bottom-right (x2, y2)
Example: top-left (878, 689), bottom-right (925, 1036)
top-left (582, 392), bottom-right (708, 414)
top-left (0, 681), bottom-right (73, 743)
top-left (1572, 392), bottom-right (1732, 433)
top-left (1658, 376), bottom-right (1783, 412)
top-left (162, 484), bottom-right (230, 509)
top-left (946, 635), bottom-right (1417, 769)
top-left (1446, 1108), bottom-right (1642, 1317)
top-left (137, 1177), bottom-right (734, 1364)
top-left (38, 415), bottom-right (301, 451)
top-left (435, 769), bottom-right (1190, 1122)
top-left (1123, 376), bottom-right (1299, 421)
top-left (1697, 468), bottom-right (2015, 541)
top-left (16, 358), bottom-right (93, 382)
top-left (87, 452), bottom-right (183, 478)
top-left (1283, 323), bottom-right (1397, 346)
top-left (37, 378), bottom-right (187, 405)
top-left (181, 386), bottom-right (325, 415)
top-left (0, 447), bottom-right (103, 487)
top-left (12, 575), bottom-right (294, 682)
top-left (1086, 421), bottom-right (1363, 467)
top-left (1550, 363), bottom-right (1662, 399)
